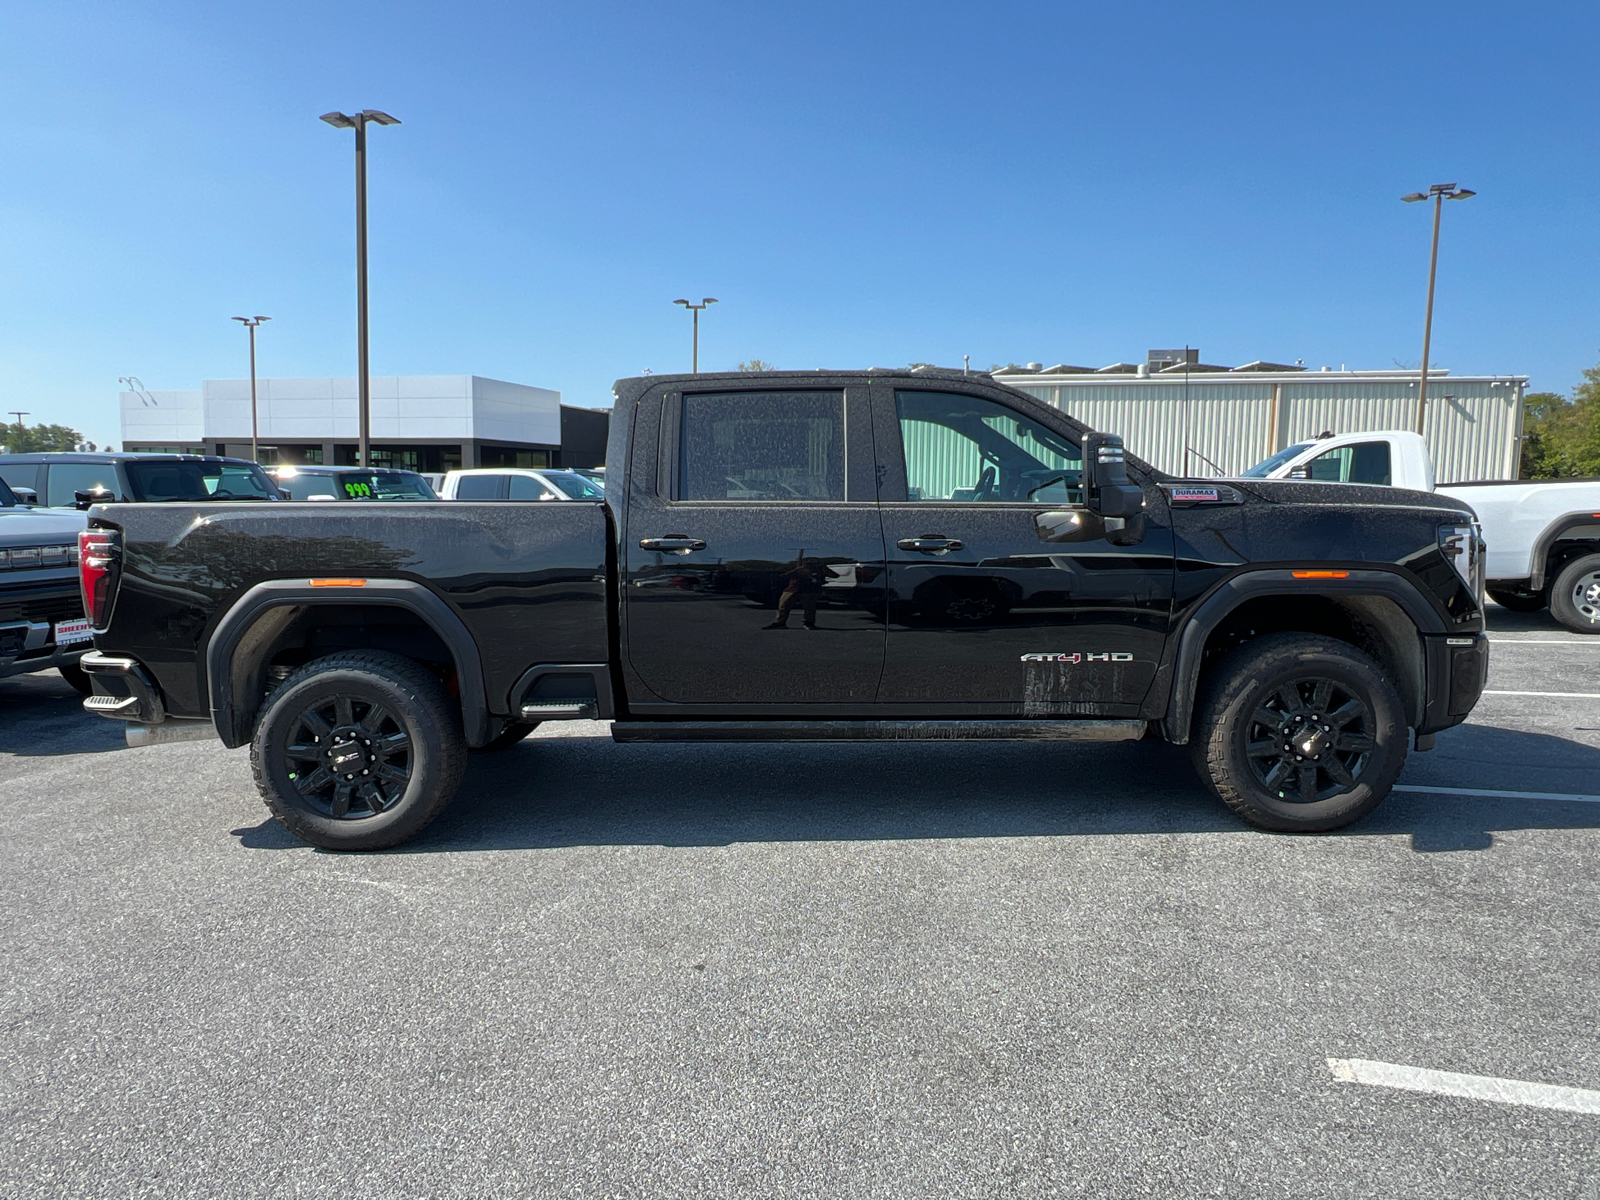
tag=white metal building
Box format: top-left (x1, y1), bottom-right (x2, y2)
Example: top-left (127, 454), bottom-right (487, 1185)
top-left (995, 352), bottom-right (1527, 483)
top-left (118, 375), bottom-right (593, 472)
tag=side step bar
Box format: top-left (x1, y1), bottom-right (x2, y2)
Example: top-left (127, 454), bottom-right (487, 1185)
top-left (612, 719), bottom-right (1148, 744)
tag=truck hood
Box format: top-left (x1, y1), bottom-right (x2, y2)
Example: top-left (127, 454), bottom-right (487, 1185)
top-left (1165, 476), bottom-right (1476, 518)
top-left (0, 507), bottom-right (89, 546)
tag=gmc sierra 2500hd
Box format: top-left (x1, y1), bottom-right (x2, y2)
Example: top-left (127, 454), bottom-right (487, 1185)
top-left (75, 370), bottom-right (1489, 849)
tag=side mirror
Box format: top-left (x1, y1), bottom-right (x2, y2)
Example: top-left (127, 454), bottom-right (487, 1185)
top-left (1083, 433), bottom-right (1144, 518)
top-left (1289, 466), bottom-right (1309, 480)
top-left (74, 486), bottom-right (115, 511)
top-left (12, 486), bottom-right (38, 505)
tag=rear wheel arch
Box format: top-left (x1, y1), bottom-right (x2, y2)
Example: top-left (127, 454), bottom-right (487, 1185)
top-left (1163, 571), bottom-right (1446, 745)
top-left (204, 580), bottom-right (491, 749)
top-left (1529, 513), bottom-right (1600, 592)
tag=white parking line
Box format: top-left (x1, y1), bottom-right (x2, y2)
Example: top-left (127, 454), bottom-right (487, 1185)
top-left (1482, 690), bottom-right (1600, 699)
top-left (1394, 784), bottom-right (1600, 804)
top-left (1486, 638), bottom-right (1600, 645)
top-left (1328, 1058), bottom-right (1600, 1115)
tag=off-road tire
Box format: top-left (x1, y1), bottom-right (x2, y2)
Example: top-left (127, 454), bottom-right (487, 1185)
top-left (250, 651), bottom-right (466, 850)
top-left (1487, 586), bottom-right (1547, 614)
top-left (473, 721), bottom-right (540, 752)
top-left (1190, 632), bottom-right (1407, 832)
top-left (57, 662), bottom-right (94, 695)
top-left (1549, 554), bottom-right (1600, 634)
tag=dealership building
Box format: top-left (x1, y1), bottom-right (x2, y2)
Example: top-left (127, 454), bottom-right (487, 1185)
top-left (119, 375), bottom-right (610, 472)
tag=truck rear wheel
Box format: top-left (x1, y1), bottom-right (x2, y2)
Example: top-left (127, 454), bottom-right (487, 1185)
top-left (1549, 554), bottom-right (1600, 634)
top-left (1190, 633), bottom-right (1406, 832)
top-left (1487, 585), bottom-right (1547, 613)
top-left (250, 651), bottom-right (466, 850)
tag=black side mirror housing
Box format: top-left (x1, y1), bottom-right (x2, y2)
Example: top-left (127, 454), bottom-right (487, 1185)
top-left (12, 486), bottom-right (38, 505)
top-left (1084, 434), bottom-right (1144, 518)
top-left (74, 487), bottom-right (115, 511)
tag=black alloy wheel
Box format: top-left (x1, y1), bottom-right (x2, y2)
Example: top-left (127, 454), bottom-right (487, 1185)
top-left (282, 693), bottom-right (413, 819)
top-left (1242, 677), bottom-right (1376, 803)
top-left (251, 650), bottom-right (466, 850)
top-left (1191, 632), bottom-right (1406, 832)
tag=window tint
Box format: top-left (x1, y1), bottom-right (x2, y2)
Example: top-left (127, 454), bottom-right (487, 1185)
top-left (508, 474), bottom-right (555, 500)
top-left (285, 474), bottom-right (340, 500)
top-left (0, 465), bottom-right (40, 495)
top-left (337, 471), bottom-right (436, 500)
top-left (681, 391), bottom-right (844, 501)
top-left (1305, 442), bottom-right (1391, 486)
top-left (542, 471), bottom-right (605, 499)
top-left (454, 474), bottom-right (505, 500)
top-left (124, 461), bottom-right (278, 501)
top-left (895, 391), bottom-right (1082, 503)
top-left (46, 463), bottom-right (119, 507)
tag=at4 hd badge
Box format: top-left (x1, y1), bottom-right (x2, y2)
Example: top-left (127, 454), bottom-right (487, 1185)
top-left (1020, 652), bottom-right (1135, 663)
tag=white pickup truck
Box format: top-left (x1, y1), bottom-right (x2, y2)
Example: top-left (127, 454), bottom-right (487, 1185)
top-left (1241, 430), bottom-right (1600, 632)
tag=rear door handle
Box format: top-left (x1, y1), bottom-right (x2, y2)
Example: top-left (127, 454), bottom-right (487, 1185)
top-left (897, 536), bottom-right (963, 553)
top-left (640, 535), bottom-right (706, 553)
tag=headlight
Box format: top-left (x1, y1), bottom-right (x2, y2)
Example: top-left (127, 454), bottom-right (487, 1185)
top-left (1439, 522), bottom-right (1485, 602)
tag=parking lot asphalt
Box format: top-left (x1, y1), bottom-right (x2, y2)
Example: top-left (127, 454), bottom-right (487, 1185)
top-left (3, 606), bottom-right (1599, 1199)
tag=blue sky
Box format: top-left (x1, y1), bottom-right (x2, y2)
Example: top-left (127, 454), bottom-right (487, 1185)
top-left (2, 1), bottom-right (1596, 446)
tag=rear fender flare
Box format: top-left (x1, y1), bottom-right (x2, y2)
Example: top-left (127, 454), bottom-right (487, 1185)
top-left (1529, 512), bottom-right (1600, 591)
top-left (204, 579), bottom-right (490, 748)
top-left (1162, 569), bottom-right (1451, 745)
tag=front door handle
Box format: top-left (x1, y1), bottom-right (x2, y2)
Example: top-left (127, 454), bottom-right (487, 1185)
top-left (897, 536), bottom-right (963, 553)
top-left (640, 534), bottom-right (706, 554)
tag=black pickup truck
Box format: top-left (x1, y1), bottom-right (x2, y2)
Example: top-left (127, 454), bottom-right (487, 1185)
top-left (76, 370), bottom-right (1489, 849)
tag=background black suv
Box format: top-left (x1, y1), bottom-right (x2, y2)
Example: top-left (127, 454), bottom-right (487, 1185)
top-left (0, 452), bottom-right (281, 507)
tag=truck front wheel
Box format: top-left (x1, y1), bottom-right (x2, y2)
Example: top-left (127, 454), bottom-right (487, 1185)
top-left (1549, 554), bottom-right (1600, 634)
top-left (1190, 633), bottom-right (1406, 832)
top-left (250, 651), bottom-right (466, 850)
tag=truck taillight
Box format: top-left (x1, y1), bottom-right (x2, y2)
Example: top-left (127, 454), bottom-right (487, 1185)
top-left (79, 528), bottom-right (120, 630)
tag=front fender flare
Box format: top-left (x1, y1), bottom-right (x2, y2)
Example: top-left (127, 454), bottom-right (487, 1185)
top-left (1162, 568), bottom-right (1452, 745)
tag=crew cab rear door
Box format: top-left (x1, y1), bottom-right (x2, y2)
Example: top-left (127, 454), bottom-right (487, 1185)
top-left (872, 382), bottom-right (1174, 715)
top-left (621, 383), bottom-right (887, 708)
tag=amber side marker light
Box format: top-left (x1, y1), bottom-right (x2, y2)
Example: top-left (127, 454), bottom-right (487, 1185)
top-left (1292, 570), bottom-right (1350, 579)
top-left (310, 578), bottom-right (367, 588)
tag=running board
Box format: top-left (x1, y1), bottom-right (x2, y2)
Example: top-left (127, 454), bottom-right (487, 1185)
top-left (611, 719), bottom-right (1148, 744)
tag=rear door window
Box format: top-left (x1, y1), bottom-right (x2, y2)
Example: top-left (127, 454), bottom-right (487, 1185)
top-left (454, 474), bottom-right (506, 500)
top-left (680, 391), bottom-right (844, 501)
top-left (45, 463), bottom-right (120, 507)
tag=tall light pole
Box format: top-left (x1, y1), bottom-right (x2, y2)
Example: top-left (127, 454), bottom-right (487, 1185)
top-left (6, 411), bottom-right (27, 453)
top-left (321, 109), bottom-right (401, 467)
top-left (673, 297), bottom-right (718, 374)
top-left (232, 316), bottom-right (271, 463)
top-left (1402, 183), bottom-right (1475, 435)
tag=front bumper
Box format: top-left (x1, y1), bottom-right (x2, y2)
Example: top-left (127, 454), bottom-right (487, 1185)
top-left (1416, 631), bottom-right (1489, 745)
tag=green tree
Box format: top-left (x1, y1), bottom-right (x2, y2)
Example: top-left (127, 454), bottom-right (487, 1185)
top-left (1, 421), bottom-right (85, 453)
top-left (736, 359), bottom-right (775, 372)
top-left (1520, 356), bottom-right (1600, 478)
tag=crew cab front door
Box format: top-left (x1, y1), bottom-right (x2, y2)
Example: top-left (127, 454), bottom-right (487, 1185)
top-left (873, 384), bottom-right (1173, 716)
top-left (622, 385), bottom-right (886, 709)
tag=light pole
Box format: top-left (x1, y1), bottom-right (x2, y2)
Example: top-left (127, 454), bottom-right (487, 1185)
top-left (1402, 182), bottom-right (1475, 434)
top-left (321, 109), bottom-right (401, 467)
top-left (6, 411), bottom-right (27, 453)
top-left (232, 316), bottom-right (271, 462)
top-left (673, 298), bottom-right (718, 374)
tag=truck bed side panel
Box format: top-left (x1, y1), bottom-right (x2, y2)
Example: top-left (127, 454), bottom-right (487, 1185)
top-left (95, 501), bottom-right (609, 719)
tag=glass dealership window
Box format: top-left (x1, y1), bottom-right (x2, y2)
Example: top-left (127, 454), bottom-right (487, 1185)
top-left (680, 391), bottom-right (844, 501)
top-left (895, 390), bottom-right (1082, 503)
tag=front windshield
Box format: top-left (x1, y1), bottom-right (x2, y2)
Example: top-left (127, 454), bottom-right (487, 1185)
top-left (124, 460), bottom-right (280, 501)
top-left (1240, 442), bottom-right (1313, 478)
top-left (337, 471), bottom-right (438, 500)
top-left (542, 471), bottom-right (606, 499)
